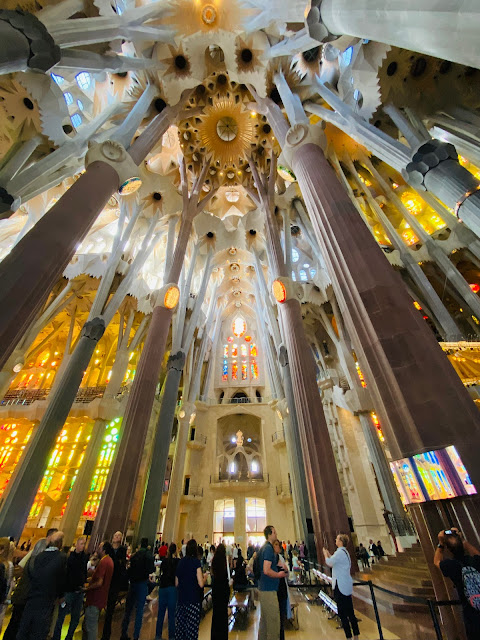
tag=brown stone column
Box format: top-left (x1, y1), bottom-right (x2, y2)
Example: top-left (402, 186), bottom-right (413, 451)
top-left (288, 136), bottom-right (480, 488)
top-left (280, 297), bottom-right (353, 557)
top-left (89, 303), bottom-right (173, 548)
top-left (89, 210), bottom-right (197, 548)
top-left (0, 162), bottom-right (119, 370)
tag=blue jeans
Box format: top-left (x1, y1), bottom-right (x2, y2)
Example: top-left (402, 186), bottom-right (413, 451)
top-left (121, 581), bottom-right (148, 639)
top-left (52, 591), bottom-right (84, 640)
top-left (156, 586), bottom-right (177, 639)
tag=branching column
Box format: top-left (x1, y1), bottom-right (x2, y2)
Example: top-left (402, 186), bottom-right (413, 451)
top-left (250, 156), bottom-right (351, 558)
top-left (89, 167), bottom-right (213, 547)
top-left (0, 100), bottom-right (185, 371)
top-left (280, 123), bottom-right (480, 487)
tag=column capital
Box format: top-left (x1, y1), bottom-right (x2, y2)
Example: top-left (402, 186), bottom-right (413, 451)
top-left (85, 140), bottom-right (141, 195)
top-left (0, 9), bottom-right (60, 72)
top-left (167, 349), bottom-right (186, 371)
top-left (82, 317), bottom-right (106, 342)
top-left (403, 140), bottom-right (458, 191)
top-left (283, 123), bottom-right (326, 168)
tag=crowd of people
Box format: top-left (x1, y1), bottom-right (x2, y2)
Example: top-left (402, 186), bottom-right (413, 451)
top-left (355, 540), bottom-right (386, 570)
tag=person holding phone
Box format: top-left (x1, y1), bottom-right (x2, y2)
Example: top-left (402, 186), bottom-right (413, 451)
top-left (434, 527), bottom-right (480, 640)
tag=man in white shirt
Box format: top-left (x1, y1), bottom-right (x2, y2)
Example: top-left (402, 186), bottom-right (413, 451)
top-left (323, 534), bottom-right (359, 640)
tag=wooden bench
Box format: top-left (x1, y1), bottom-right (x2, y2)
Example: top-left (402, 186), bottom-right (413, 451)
top-left (228, 591), bottom-right (251, 629)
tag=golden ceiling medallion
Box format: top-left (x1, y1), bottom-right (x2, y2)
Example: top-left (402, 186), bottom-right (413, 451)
top-left (202, 4), bottom-right (217, 24)
top-left (197, 99), bottom-right (254, 167)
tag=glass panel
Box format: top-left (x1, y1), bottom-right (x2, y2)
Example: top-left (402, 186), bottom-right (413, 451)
top-left (241, 344), bottom-right (247, 357)
top-left (232, 361), bottom-right (238, 380)
top-left (232, 344), bottom-right (238, 357)
top-left (250, 343), bottom-right (257, 357)
top-left (241, 361), bottom-right (247, 380)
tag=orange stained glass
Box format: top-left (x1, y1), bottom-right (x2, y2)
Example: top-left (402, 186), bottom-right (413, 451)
top-left (251, 360), bottom-right (258, 379)
top-left (355, 362), bottom-right (367, 387)
top-left (242, 361), bottom-right (247, 380)
top-left (233, 317), bottom-right (246, 337)
top-left (227, 336), bottom-right (233, 343)
top-left (250, 343), bottom-right (257, 357)
top-left (232, 360), bottom-right (238, 380)
top-left (232, 344), bottom-right (238, 357)
top-left (371, 412), bottom-right (384, 442)
top-left (244, 335), bottom-right (251, 342)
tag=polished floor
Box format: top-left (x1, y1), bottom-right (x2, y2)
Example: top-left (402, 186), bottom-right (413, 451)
top-left (2, 586), bottom-right (440, 640)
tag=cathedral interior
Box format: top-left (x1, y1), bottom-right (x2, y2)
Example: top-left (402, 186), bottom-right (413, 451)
top-left (1, 0), bottom-right (480, 637)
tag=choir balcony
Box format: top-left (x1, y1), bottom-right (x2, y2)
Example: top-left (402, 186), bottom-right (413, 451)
top-left (209, 471), bottom-right (269, 490)
top-left (187, 429), bottom-right (207, 450)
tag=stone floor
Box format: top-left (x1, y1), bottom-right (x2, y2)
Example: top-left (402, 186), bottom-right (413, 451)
top-left (0, 586), bottom-right (441, 639)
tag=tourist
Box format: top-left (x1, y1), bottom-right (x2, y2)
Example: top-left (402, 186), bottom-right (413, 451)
top-left (358, 543), bottom-right (370, 569)
top-left (207, 544), bottom-right (215, 568)
top-left (16, 531), bottom-right (67, 640)
top-left (376, 541), bottom-right (386, 558)
top-left (225, 540), bottom-right (233, 567)
top-left (159, 542), bottom-right (168, 560)
top-left (211, 543), bottom-right (230, 640)
top-left (291, 550), bottom-right (303, 584)
top-left (323, 534), bottom-right (359, 640)
top-left (18, 527), bottom-right (57, 571)
top-left (286, 540), bottom-right (293, 571)
top-left (181, 539), bottom-right (187, 558)
top-left (101, 530), bottom-right (128, 640)
top-left (233, 549), bottom-right (248, 590)
top-left (120, 537), bottom-right (155, 640)
top-left (434, 527), bottom-right (480, 640)
top-left (84, 541), bottom-right (114, 640)
top-left (156, 543), bottom-right (179, 640)
top-left (258, 525), bottom-right (288, 640)
top-left (369, 539), bottom-right (379, 563)
top-left (175, 538), bottom-right (204, 640)
top-left (273, 539), bottom-right (289, 640)
top-left (3, 538), bottom-right (48, 640)
top-left (232, 542), bottom-right (239, 567)
top-left (52, 535), bottom-right (88, 640)
top-left (0, 536), bottom-right (14, 632)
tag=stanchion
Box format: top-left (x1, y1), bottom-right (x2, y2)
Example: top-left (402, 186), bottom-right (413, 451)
top-left (427, 600), bottom-right (444, 640)
top-left (368, 580), bottom-right (384, 640)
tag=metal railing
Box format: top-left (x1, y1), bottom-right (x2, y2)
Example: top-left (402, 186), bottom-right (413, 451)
top-left (210, 473), bottom-right (269, 484)
top-left (199, 395), bottom-right (272, 405)
top-left (384, 511), bottom-right (417, 537)
top-left (185, 486), bottom-right (203, 498)
top-left (307, 562), bottom-right (460, 640)
top-left (1, 384), bottom-right (127, 406)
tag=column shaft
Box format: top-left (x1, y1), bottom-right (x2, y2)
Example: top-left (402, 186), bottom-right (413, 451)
top-left (137, 358), bottom-right (184, 542)
top-left (162, 414), bottom-right (191, 544)
top-left (234, 496), bottom-right (247, 546)
top-left (0, 163), bottom-right (118, 371)
top-left (89, 305), bottom-right (172, 548)
top-left (0, 318), bottom-right (105, 539)
top-left (280, 298), bottom-right (352, 556)
top-left (321, 0), bottom-right (480, 69)
top-left (292, 143), bottom-right (480, 487)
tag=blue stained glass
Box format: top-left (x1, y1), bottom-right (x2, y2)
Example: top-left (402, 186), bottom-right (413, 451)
top-left (291, 248), bottom-right (299, 263)
top-left (310, 268), bottom-right (317, 278)
top-left (51, 73), bottom-right (64, 85)
top-left (71, 113), bottom-right (82, 128)
top-left (342, 47), bottom-right (353, 66)
top-left (291, 271), bottom-right (296, 281)
top-left (63, 92), bottom-right (73, 105)
top-left (77, 99), bottom-right (84, 111)
top-left (76, 72), bottom-right (91, 90)
top-left (299, 269), bottom-right (308, 281)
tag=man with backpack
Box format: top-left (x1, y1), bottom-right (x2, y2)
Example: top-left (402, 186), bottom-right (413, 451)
top-left (120, 537), bottom-right (155, 640)
top-left (257, 525), bottom-right (289, 640)
top-left (434, 527), bottom-right (480, 640)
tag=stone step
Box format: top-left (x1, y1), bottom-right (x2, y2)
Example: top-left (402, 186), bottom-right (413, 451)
top-left (371, 565), bottom-right (430, 580)
top-left (353, 583), bottom-right (429, 615)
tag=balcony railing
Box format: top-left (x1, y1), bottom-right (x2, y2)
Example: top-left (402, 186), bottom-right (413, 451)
top-left (210, 473), bottom-right (269, 484)
top-left (1, 384), bottom-right (127, 406)
top-left (199, 395), bottom-right (272, 405)
top-left (185, 486), bottom-right (203, 498)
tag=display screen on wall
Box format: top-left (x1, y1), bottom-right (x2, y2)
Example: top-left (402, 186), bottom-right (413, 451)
top-left (390, 446), bottom-right (476, 505)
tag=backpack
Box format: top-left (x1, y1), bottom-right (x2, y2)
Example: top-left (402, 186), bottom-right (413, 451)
top-left (462, 562), bottom-right (480, 610)
top-left (253, 545), bottom-right (266, 583)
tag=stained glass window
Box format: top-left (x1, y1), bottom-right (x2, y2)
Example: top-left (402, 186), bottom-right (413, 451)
top-left (250, 343), bottom-right (257, 357)
top-left (75, 72), bottom-right (91, 90)
top-left (232, 344), bottom-right (238, 357)
top-left (223, 345), bottom-right (228, 357)
top-left (251, 360), bottom-right (258, 379)
top-left (291, 248), bottom-right (299, 263)
top-left (63, 92), bottom-right (73, 106)
top-left (222, 359), bottom-right (228, 381)
top-left (227, 336), bottom-right (233, 343)
top-left (299, 269), bottom-right (308, 281)
top-left (71, 113), bottom-right (82, 128)
top-left (241, 344), bottom-right (247, 357)
top-left (242, 361), bottom-right (247, 380)
top-left (244, 335), bottom-right (251, 342)
top-left (291, 271), bottom-right (296, 281)
top-left (232, 360), bottom-right (238, 380)
top-left (233, 317), bottom-right (246, 337)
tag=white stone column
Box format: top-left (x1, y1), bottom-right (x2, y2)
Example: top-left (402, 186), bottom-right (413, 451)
top-left (234, 495), bottom-right (247, 548)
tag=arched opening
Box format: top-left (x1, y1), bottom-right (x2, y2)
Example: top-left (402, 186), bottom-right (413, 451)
top-left (231, 391), bottom-right (249, 403)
